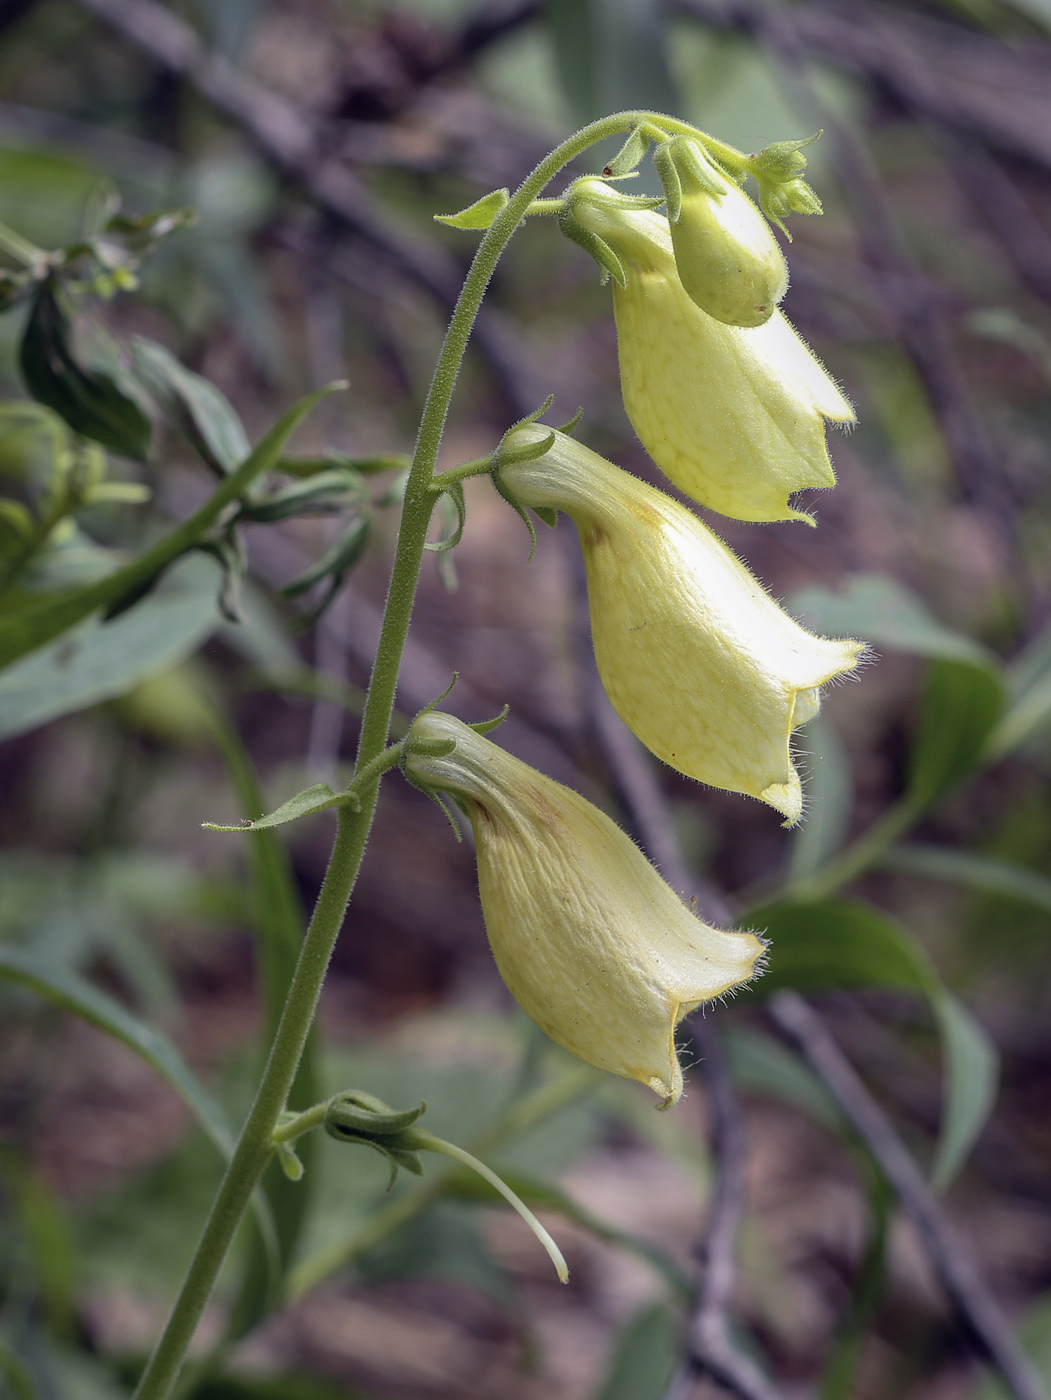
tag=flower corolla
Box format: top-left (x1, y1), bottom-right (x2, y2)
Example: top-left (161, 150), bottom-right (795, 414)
top-left (561, 178), bottom-right (854, 524)
top-left (403, 711), bottom-right (765, 1105)
top-left (499, 426), bottom-right (864, 825)
top-left (653, 136), bottom-right (788, 328)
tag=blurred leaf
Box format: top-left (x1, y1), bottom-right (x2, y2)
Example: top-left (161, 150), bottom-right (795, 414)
top-left (724, 1025), bottom-right (844, 1132)
top-left (19, 283), bottom-right (151, 460)
top-left (0, 381), bottom-right (343, 670)
top-left (239, 469), bottom-right (367, 523)
top-left (0, 1341), bottom-right (36, 1400)
top-left (0, 553), bottom-right (220, 739)
top-left (591, 1303), bottom-right (681, 1400)
top-left (129, 336), bottom-right (249, 473)
top-left (788, 714), bottom-right (854, 880)
top-left (746, 899), bottom-right (999, 1187)
top-left (435, 188), bottom-right (509, 229)
top-left (4, 1163), bottom-right (79, 1335)
top-left (186, 1375), bottom-right (355, 1400)
top-left (203, 781), bottom-right (351, 833)
top-left (546, 0), bottom-right (678, 126)
top-left (881, 844), bottom-right (1051, 913)
top-left (907, 659), bottom-right (1005, 808)
top-left (280, 516), bottom-right (370, 600)
top-left (790, 573), bottom-right (992, 665)
top-left (357, 1201), bottom-right (515, 1303)
top-left (0, 945), bottom-right (233, 1157)
top-left (275, 452), bottom-right (409, 478)
top-left (987, 620), bottom-right (1051, 757)
top-left (970, 1292), bottom-right (1051, 1400)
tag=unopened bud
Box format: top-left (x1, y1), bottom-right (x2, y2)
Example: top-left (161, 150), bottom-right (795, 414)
top-left (654, 137), bottom-right (787, 327)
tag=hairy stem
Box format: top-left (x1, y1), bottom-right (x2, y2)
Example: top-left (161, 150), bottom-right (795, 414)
top-left (130, 108), bottom-right (670, 1400)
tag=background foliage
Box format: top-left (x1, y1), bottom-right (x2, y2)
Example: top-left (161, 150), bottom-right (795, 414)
top-left (3, 0), bottom-right (1051, 1397)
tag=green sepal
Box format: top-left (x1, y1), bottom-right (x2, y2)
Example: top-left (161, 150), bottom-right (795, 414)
top-left (749, 131), bottom-right (822, 183)
top-left (558, 215), bottom-right (626, 287)
top-left (653, 143), bottom-right (683, 222)
top-left (276, 1142), bottom-right (305, 1182)
top-left (532, 506), bottom-right (558, 528)
top-left (435, 188), bottom-right (509, 230)
top-left (201, 781), bottom-right (359, 833)
top-left (424, 481), bottom-right (466, 553)
top-left (324, 1091), bottom-right (429, 1190)
top-left (467, 703), bottom-right (509, 736)
top-left (604, 124), bottom-right (651, 178)
top-left (555, 406), bottom-right (583, 434)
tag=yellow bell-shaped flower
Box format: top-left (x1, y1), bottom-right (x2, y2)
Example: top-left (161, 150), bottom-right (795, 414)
top-left (561, 178), bottom-right (854, 524)
top-left (499, 426), bottom-right (864, 825)
top-left (653, 136), bottom-right (788, 328)
top-left (403, 711), bottom-right (765, 1105)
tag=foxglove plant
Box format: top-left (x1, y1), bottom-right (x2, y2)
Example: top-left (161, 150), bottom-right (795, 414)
top-left (128, 112), bottom-right (863, 1400)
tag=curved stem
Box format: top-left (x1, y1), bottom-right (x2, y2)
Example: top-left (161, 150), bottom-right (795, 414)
top-left (131, 108), bottom-right (665, 1400)
top-left (414, 1131), bottom-right (569, 1283)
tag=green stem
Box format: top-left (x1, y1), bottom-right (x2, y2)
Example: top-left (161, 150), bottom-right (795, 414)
top-left (414, 1131), bottom-right (569, 1283)
top-left (272, 1101), bottom-right (328, 1144)
top-left (787, 796), bottom-right (923, 903)
top-left (131, 110), bottom-right (660, 1400)
top-left (429, 454), bottom-right (494, 489)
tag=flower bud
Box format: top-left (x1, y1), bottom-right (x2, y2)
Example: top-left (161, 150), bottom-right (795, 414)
top-left (499, 426), bottom-right (864, 825)
top-left (653, 137), bottom-right (787, 327)
top-left (562, 179), bottom-right (854, 524)
top-left (403, 711), bottom-right (765, 1105)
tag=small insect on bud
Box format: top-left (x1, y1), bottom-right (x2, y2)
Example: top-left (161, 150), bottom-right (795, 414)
top-left (653, 136), bottom-right (788, 327)
top-left (558, 179), bottom-right (854, 524)
top-left (403, 712), bottom-right (766, 1106)
top-left (498, 426), bottom-right (865, 826)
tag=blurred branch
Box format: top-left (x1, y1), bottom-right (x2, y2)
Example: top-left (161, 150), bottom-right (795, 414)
top-left (590, 685), bottom-right (1045, 1400)
top-left (669, 0), bottom-right (1051, 172)
top-left (767, 991), bottom-right (1047, 1400)
top-left (591, 688), bottom-right (783, 1400)
top-left (75, 0), bottom-right (537, 418)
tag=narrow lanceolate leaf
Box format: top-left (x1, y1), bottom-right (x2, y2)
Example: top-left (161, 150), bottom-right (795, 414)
top-left (0, 381), bottom-right (344, 672)
top-left (881, 844), bottom-right (1051, 914)
top-left (745, 899), bottom-right (999, 1188)
top-left (20, 282), bottom-right (151, 460)
top-left (790, 573), bottom-right (992, 666)
top-left (0, 944), bottom-right (232, 1157)
top-left (129, 336), bottom-right (250, 473)
top-left (435, 189), bottom-right (509, 230)
top-left (202, 781), bottom-right (355, 832)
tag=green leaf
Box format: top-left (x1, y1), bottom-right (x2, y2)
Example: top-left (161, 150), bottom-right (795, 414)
top-left (280, 516), bottom-right (370, 598)
top-left (881, 843), bottom-right (1051, 913)
top-left (202, 781), bottom-right (354, 832)
top-left (129, 336), bottom-right (250, 474)
top-left (0, 944), bottom-right (233, 1158)
top-left (545, 0), bottom-right (678, 127)
top-left (435, 188), bottom-right (509, 230)
top-left (790, 573), bottom-right (992, 666)
top-left (724, 1025), bottom-right (844, 1133)
top-left (19, 282), bottom-right (151, 461)
top-left (0, 1341), bottom-right (36, 1400)
top-left (907, 659), bottom-right (1005, 808)
top-left (0, 554), bottom-right (220, 740)
top-left (0, 382), bottom-right (343, 671)
top-left (746, 899), bottom-right (999, 1187)
top-left (591, 1303), bottom-right (681, 1400)
top-left (788, 714), bottom-right (854, 881)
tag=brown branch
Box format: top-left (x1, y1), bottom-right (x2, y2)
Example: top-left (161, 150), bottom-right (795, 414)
top-left (75, 0), bottom-right (537, 419)
top-left (767, 990), bottom-right (1047, 1400)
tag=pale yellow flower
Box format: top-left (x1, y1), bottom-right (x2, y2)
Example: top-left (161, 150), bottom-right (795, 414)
top-left (654, 136), bottom-right (788, 328)
top-left (500, 426), bottom-right (864, 825)
top-left (403, 711), bottom-right (765, 1105)
top-left (562, 179), bottom-right (854, 524)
